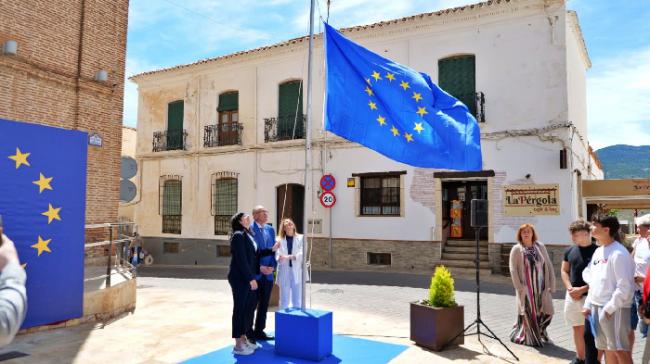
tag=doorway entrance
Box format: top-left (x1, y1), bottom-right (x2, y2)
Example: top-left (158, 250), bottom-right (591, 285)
top-left (442, 180), bottom-right (488, 240)
top-left (276, 183), bottom-right (305, 233)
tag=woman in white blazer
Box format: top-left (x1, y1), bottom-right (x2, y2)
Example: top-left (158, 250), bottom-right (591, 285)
top-left (275, 218), bottom-right (304, 310)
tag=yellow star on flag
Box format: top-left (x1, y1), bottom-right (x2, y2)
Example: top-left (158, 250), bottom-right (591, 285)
top-left (31, 236), bottom-right (52, 256)
top-left (416, 106), bottom-right (428, 117)
top-left (42, 203), bottom-right (62, 224)
top-left (371, 71), bottom-right (382, 81)
top-left (386, 73), bottom-right (395, 81)
top-left (368, 101), bottom-right (377, 110)
top-left (33, 173), bottom-right (54, 193)
top-left (8, 148), bottom-right (30, 169)
top-left (404, 133), bottom-right (414, 143)
top-left (377, 115), bottom-right (386, 126)
top-left (414, 122), bottom-right (424, 134)
top-left (365, 78), bottom-right (371, 85)
top-left (390, 126), bottom-right (400, 137)
top-left (412, 92), bottom-right (422, 102)
top-left (400, 80), bottom-right (410, 90)
top-left (364, 86), bottom-right (374, 96)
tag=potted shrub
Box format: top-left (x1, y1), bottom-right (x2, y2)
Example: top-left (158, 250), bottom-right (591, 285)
top-left (410, 266), bottom-right (464, 351)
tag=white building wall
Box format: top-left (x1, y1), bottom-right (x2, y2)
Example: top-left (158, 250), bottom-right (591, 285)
top-left (132, 0), bottom-right (592, 247)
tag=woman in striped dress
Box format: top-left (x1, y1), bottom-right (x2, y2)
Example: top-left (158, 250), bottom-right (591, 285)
top-left (509, 224), bottom-right (556, 347)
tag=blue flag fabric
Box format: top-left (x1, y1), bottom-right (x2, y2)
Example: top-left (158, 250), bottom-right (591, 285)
top-left (0, 118), bottom-right (87, 328)
top-left (324, 23), bottom-right (482, 171)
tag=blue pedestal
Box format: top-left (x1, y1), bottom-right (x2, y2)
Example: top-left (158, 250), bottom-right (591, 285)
top-left (275, 308), bottom-right (333, 361)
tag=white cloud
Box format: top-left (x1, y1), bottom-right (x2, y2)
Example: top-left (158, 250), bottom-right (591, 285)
top-left (587, 48), bottom-right (650, 149)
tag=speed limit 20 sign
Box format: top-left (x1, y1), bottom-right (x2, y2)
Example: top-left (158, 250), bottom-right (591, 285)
top-left (320, 191), bottom-right (336, 208)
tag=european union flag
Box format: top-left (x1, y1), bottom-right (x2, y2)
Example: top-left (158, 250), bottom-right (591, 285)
top-left (324, 23), bottom-right (482, 171)
top-left (0, 118), bottom-right (87, 328)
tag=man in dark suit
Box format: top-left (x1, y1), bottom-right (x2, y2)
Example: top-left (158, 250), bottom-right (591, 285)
top-left (247, 205), bottom-right (279, 342)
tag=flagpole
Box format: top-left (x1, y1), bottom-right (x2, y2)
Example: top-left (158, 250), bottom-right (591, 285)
top-left (302, 0), bottom-right (315, 310)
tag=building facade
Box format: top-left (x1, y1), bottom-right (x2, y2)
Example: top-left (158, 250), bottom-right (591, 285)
top-left (0, 0), bottom-right (128, 229)
top-left (130, 0), bottom-right (603, 275)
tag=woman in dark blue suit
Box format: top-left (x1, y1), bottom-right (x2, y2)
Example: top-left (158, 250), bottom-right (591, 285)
top-left (228, 212), bottom-right (259, 355)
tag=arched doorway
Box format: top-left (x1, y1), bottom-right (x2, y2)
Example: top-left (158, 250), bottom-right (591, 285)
top-left (276, 183), bottom-right (305, 234)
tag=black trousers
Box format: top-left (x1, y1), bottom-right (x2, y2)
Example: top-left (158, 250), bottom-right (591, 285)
top-left (248, 278), bottom-right (273, 337)
top-left (229, 278), bottom-right (253, 339)
top-left (584, 317), bottom-right (600, 364)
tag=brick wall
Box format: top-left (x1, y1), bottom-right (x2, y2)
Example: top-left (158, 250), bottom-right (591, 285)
top-left (310, 237), bottom-right (442, 274)
top-left (0, 0), bottom-right (128, 226)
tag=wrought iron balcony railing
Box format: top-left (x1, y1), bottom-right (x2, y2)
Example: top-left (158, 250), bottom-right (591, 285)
top-left (204, 122), bottom-right (243, 148)
top-left (264, 114), bottom-right (306, 142)
top-left (153, 129), bottom-right (188, 152)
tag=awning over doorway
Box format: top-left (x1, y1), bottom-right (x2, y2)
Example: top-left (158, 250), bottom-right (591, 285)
top-left (582, 179), bottom-right (650, 209)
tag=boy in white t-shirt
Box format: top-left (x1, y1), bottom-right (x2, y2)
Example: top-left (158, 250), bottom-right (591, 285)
top-left (582, 215), bottom-right (635, 364)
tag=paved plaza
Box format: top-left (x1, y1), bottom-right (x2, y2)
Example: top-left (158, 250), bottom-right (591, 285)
top-left (0, 267), bottom-right (645, 363)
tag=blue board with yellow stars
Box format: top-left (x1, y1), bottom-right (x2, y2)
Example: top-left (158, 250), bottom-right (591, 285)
top-left (324, 22), bottom-right (482, 171)
top-left (0, 118), bottom-right (87, 328)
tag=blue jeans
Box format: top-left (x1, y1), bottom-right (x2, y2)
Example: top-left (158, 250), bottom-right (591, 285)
top-left (634, 290), bottom-right (649, 336)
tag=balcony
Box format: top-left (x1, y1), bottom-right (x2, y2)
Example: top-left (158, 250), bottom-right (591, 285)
top-left (264, 114), bottom-right (306, 142)
top-left (204, 122), bottom-right (243, 148)
top-left (153, 129), bottom-right (188, 152)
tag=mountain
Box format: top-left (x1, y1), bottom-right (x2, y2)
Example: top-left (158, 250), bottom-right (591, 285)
top-left (596, 145), bottom-right (650, 179)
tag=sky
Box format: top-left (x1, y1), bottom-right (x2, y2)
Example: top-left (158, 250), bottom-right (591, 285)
top-left (123, 0), bottom-right (650, 150)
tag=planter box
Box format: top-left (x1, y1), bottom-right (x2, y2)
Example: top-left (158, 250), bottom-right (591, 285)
top-left (269, 283), bottom-right (280, 307)
top-left (410, 302), bottom-right (464, 351)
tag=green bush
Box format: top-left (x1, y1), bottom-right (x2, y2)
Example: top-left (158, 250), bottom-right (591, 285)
top-left (426, 266), bottom-right (456, 308)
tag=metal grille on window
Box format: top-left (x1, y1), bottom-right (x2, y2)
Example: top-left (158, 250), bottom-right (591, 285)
top-left (361, 175), bottom-right (400, 216)
top-left (161, 179), bottom-right (182, 234)
top-left (213, 177), bottom-right (238, 235)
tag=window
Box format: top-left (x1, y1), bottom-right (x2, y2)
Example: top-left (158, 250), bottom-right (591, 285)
top-left (360, 174), bottom-right (401, 216)
top-left (367, 252), bottom-right (391, 265)
top-left (278, 80), bottom-right (304, 139)
top-left (161, 178), bottom-right (182, 234)
top-left (438, 55), bottom-right (476, 117)
top-left (164, 242), bottom-right (180, 254)
top-left (212, 173), bottom-right (238, 235)
top-left (217, 92), bottom-right (240, 146)
top-left (217, 245), bottom-right (231, 257)
top-left (166, 100), bottom-right (185, 150)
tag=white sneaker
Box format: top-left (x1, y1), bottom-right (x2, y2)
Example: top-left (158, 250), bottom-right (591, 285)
top-left (245, 340), bottom-right (261, 350)
top-left (232, 345), bottom-right (254, 356)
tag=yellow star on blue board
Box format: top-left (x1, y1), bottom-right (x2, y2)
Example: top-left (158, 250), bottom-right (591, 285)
top-left (31, 236), bottom-right (52, 256)
top-left (371, 71), bottom-right (382, 81)
top-left (33, 173), bottom-right (54, 193)
top-left (414, 122), bottom-right (424, 134)
top-left (376, 115), bottom-right (386, 126)
top-left (8, 148), bottom-right (30, 169)
top-left (404, 133), bottom-right (414, 143)
top-left (368, 101), bottom-right (377, 110)
top-left (42, 203), bottom-right (62, 224)
top-left (416, 106), bottom-right (428, 117)
top-left (385, 73), bottom-right (395, 82)
top-left (412, 92), bottom-right (422, 102)
top-left (390, 126), bottom-right (400, 137)
top-left (399, 80), bottom-right (410, 90)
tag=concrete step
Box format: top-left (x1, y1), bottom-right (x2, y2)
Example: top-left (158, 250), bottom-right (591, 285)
top-left (443, 246), bottom-right (489, 254)
top-left (437, 259), bottom-right (491, 269)
top-left (441, 252), bottom-right (489, 261)
top-left (445, 240), bottom-right (488, 248)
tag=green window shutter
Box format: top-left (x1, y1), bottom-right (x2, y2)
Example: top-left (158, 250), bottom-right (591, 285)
top-left (162, 180), bottom-right (182, 216)
top-left (278, 81), bottom-right (303, 138)
top-left (438, 56), bottom-right (476, 116)
top-left (217, 92), bottom-right (238, 112)
top-left (167, 100), bottom-right (184, 132)
top-left (214, 178), bottom-right (238, 215)
top-left (278, 81), bottom-right (303, 117)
